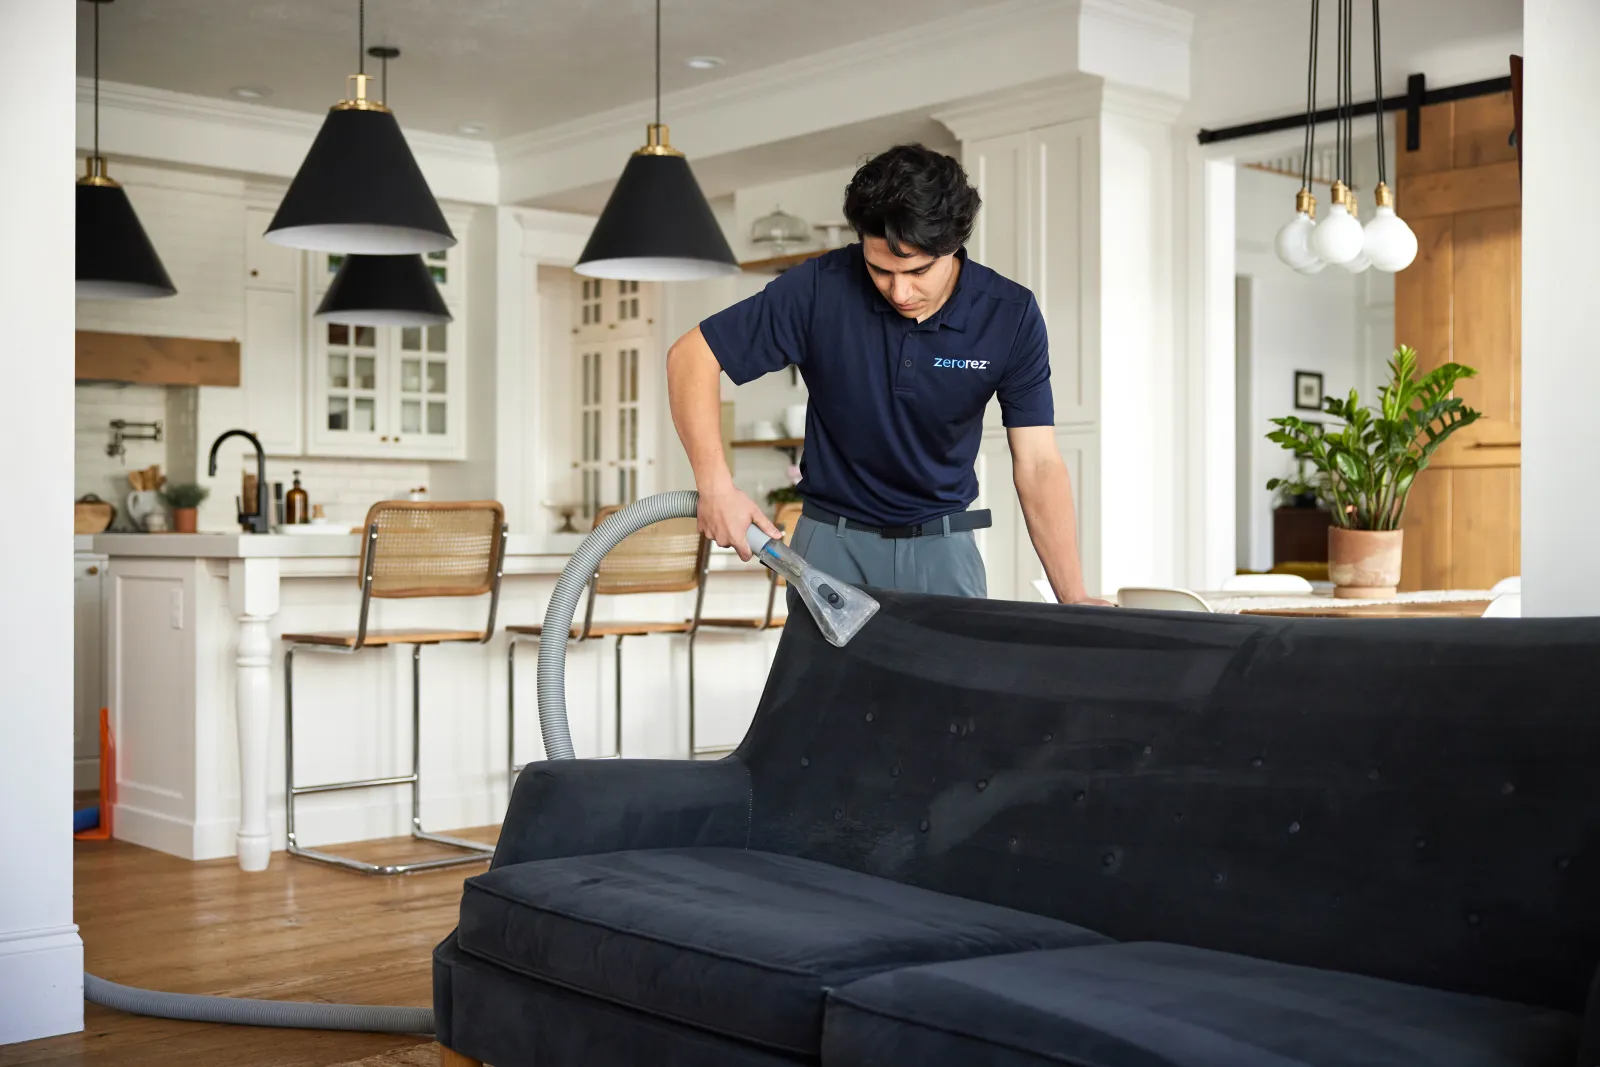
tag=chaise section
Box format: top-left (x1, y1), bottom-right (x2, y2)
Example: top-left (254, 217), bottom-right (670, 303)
top-left (822, 942), bottom-right (1581, 1067)
top-left (457, 847), bottom-right (1110, 1056)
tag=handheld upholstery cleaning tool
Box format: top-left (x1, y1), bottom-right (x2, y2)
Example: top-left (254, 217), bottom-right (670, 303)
top-left (84, 493), bottom-right (877, 1036)
top-left (745, 524), bottom-right (878, 647)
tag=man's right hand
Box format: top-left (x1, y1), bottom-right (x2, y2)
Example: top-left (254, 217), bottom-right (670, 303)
top-left (698, 482), bottom-right (782, 561)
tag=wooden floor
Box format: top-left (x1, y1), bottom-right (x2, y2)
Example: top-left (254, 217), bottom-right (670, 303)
top-left (0, 825), bottom-right (500, 1067)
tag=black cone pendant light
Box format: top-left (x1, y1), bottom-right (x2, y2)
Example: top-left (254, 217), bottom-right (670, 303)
top-left (317, 254), bottom-right (450, 326)
top-left (575, 0), bottom-right (738, 281)
top-left (267, 1), bottom-right (453, 254)
top-left (315, 49), bottom-right (452, 327)
top-left (77, 0), bottom-right (176, 300)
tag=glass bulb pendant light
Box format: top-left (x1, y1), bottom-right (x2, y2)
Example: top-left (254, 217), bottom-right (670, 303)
top-left (1360, 0), bottom-right (1417, 272)
top-left (574, 0), bottom-right (739, 281)
top-left (266, 0), bottom-right (453, 254)
top-left (1311, 0), bottom-right (1365, 268)
top-left (1275, 0), bottom-right (1324, 273)
top-left (1336, 188), bottom-right (1372, 273)
top-left (76, 0), bottom-right (177, 300)
top-left (315, 48), bottom-right (452, 327)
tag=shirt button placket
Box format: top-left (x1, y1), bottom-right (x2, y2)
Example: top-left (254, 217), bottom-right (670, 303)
top-left (896, 331), bottom-right (914, 392)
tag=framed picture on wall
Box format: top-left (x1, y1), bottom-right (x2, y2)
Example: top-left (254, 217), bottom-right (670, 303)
top-left (1294, 371), bottom-right (1324, 412)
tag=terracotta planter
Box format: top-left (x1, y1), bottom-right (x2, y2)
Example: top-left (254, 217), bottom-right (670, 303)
top-left (172, 507), bottom-right (199, 534)
top-left (1328, 527), bottom-right (1403, 598)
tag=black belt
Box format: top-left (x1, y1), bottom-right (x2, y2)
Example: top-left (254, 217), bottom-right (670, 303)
top-left (801, 502), bottom-right (992, 539)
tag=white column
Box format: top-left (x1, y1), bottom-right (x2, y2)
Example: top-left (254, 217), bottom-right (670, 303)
top-left (1522, 0), bottom-right (1600, 616)
top-left (229, 558), bottom-right (280, 871)
top-left (937, 75), bottom-right (1189, 599)
top-left (0, 0), bottom-right (83, 1044)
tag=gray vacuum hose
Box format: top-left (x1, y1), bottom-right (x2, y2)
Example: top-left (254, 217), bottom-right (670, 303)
top-left (84, 973), bottom-right (433, 1034)
top-left (81, 493), bottom-right (705, 1035)
top-left (536, 490), bottom-right (702, 761)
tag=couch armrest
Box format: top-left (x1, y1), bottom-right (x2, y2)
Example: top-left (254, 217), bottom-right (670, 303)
top-left (491, 757), bottom-right (751, 870)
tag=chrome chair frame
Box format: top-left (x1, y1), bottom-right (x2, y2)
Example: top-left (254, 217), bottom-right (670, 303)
top-left (285, 519), bottom-right (508, 875)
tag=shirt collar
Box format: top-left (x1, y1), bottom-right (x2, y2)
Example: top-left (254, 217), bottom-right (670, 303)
top-left (866, 246), bottom-right (972, 332)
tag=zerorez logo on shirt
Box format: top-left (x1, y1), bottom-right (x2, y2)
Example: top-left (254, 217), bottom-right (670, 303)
top-left (932, 358), bottom-right (991, 370)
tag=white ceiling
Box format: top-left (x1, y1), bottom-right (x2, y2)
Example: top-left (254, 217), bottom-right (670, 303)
top-left (76, 0), bottom-right (1030, 139)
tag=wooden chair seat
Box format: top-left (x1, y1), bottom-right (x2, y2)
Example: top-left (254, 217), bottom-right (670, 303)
top-left (699, 616), bottom-right (788, 630)
top-left (506, 620), bottom-right (693, 639)
top-left (283, 628), bottom-right (488, 648)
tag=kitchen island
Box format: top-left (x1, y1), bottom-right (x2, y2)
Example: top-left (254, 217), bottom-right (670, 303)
top-left (87, 532), bottom-right (781, 871)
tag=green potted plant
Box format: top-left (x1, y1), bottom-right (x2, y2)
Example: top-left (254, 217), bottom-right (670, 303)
top-left (1267, 346), bottom-right (1480, 598)
top-left (161, 482), bottom-right (210, 533)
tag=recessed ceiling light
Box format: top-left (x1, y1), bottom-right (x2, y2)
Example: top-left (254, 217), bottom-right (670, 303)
top-left (457, 123), bottom-right (486, 135)
top-left (685, 56), bottom-right (724, 70)
top-left (231, 86), bottom-right (271, 100)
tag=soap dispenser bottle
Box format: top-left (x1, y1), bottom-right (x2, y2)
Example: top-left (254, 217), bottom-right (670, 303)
top-left (285, 470), bottom-right (310, 525)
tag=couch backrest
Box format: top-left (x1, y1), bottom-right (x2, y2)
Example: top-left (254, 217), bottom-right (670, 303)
top-left (738, 591), bottom-right (1600, 1013)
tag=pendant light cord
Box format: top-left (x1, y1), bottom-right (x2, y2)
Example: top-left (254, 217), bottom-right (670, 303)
top-left (1371, 0), bottom-right (1385, 185)
top-left (358, 0), bottom-right (366, 75)
top-left (1344, 0), bottom-right (1353, 187)
top-left (93, 0), bottom-right (100, 159)
top-left (1298, 0), bottom-right (1320, 190)
top-left (654, 0), bottom-right (661, 127)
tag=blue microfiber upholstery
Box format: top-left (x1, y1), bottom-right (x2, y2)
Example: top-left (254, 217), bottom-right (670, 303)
top-left (456, 846), bottom-right (1110, 1056)
top-left (823, 942), bottom-right (1581, 1067)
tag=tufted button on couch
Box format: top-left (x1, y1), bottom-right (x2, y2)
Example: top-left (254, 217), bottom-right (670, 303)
top-left (435, 590), bottom-right (1600, 1067)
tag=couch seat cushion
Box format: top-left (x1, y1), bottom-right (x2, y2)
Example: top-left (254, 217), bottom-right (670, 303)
top-left (823, 942), bottom-right (1580, 1067)
top-left (457, 847), bottom-right (1108, 1056)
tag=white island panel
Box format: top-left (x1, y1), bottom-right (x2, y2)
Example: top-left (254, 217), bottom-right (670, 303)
top-left (99, 535), bottom-right (783, 868)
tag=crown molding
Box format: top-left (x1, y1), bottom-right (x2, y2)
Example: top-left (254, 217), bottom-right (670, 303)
top-left (1082, 0), bottom-right (1196, 42)
top-left (494, 0), bottom-right (1077, 166)
top-left (933, 75), bottom-right (1107, 143)
top-left (77, 78), bottom-right (498, 204)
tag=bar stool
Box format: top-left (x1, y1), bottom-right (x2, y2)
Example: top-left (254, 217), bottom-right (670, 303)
top-left (507, 508), bottom-right (708, 781)
top-left (281, 500), bottom-right (508, 875)
top-left (691, 503), bottom-right (802, 755)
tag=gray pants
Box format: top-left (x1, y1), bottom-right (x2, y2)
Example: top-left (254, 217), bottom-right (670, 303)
top-left (787, 514), bottom-right (987, 603)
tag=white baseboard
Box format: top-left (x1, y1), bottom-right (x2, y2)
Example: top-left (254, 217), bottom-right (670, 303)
top-left (0, 925), bottom-right (84, 1044)
top-left (114, 801), bottom-right (204, 860)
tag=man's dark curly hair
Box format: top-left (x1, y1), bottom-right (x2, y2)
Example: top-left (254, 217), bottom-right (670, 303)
top-left (843, 144), bottom-right (981, 259)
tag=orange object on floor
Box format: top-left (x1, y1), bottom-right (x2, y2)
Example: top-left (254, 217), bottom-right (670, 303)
top-left (74, 707), bottom-right (115, 841)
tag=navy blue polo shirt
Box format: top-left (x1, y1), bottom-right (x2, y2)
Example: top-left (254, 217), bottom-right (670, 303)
top-left (700, 244), bottom-right (1053, 526)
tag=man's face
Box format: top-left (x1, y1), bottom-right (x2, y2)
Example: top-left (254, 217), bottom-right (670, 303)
top-left (861, 236), bottom-right (958, 321)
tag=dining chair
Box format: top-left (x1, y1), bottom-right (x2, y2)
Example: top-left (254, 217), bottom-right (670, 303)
top-left (281, 500), bottom-right (508, 875)
top-left (1490, 576), bottom-right (1521, 597)
top-left (1117, 587), bottom-right (1213, 612)
top-left (1220, 573), bottom-right (1314, 594)
top-left (506, 507), bottom-right (709, 781)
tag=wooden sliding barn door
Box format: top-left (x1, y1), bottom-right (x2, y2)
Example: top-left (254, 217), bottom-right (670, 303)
top-left (1395, 91), bottom-right (1521, 591)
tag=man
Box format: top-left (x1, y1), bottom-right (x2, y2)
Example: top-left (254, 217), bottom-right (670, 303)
top-left (667, 143), bottom-right (1104, 605)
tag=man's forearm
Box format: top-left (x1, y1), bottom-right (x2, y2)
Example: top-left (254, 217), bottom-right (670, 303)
top-left (1014, 455), bottom-right (1089, 602)
top-left (666, 327), bottom-right (733, 491)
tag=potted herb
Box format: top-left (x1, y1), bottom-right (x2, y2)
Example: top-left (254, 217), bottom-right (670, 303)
top-left (1267, 346), bottom-right (1480, 598)
top-left (765, 484), bottom-right (801, 512)
top-left (161, 482), bottom-right (210, 533)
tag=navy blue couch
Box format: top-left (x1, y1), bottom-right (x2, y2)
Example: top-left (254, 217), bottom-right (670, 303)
top-left (435, 591), bottom-right (1600, 1066)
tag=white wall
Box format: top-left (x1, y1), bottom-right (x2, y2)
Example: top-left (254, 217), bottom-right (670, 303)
top-left (730, 166), bottom-right (857, 263)
top-left (1523, 0), bottom-right (1600, 616)
top-left (0, 0), bottom-right (83, 1044)
top-left (1234, 166), bottom-right (1364, 572)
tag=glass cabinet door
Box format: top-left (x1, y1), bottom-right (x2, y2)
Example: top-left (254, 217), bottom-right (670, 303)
top-left (396, 322), bottom-right (453, 449)
top-left (320, 319), bottom-right (383, 444)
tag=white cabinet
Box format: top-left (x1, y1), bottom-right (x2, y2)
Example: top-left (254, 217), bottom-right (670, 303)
top-left (306, 250), bottom-right (466, 461)
top-left (244, 206), bottom-right (299, 290)
top-left (74, 553), bottom-right (106, 792)
top-left (575, 277), bottom-right (654, 340)
top-left (241, 205), bottom-right (305, 455)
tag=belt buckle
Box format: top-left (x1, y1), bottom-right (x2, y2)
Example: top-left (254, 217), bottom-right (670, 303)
top-left (881, 524), bottom-right (917, 539)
